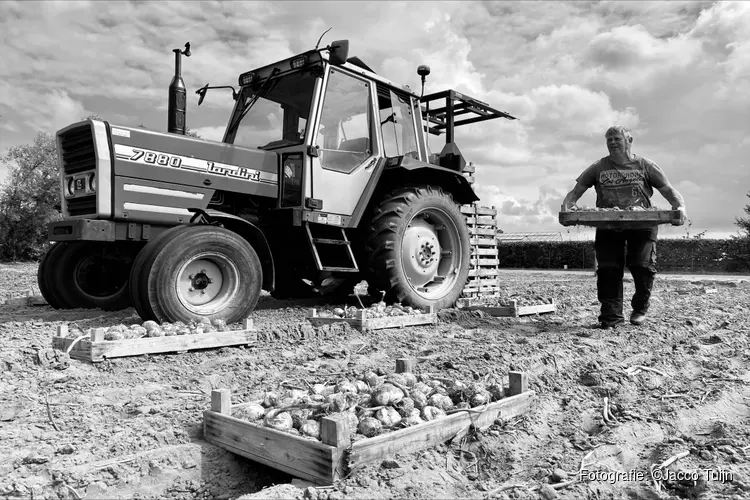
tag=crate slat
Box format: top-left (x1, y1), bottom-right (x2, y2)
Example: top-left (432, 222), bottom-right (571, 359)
top-left (203, 411), bottom-right (341, 485)
top-left (461, 206), bottom-right (498, 216)
top-left (559, 209), bottom-right (682, 229)
top-left (306, 308), bottom-right (436, 332)
top-left (468, 227), bottom-right (497, 237)
top-left (463, 299), bottom-right (556, 317)
top-left (465, 216), bottom-right (498, 227)
top-left (53, 321), bottom-right (257, 362)
top-left (349, 391), bottom-right (535, 470)
top-left (204, 364), bottom-right (535, 486)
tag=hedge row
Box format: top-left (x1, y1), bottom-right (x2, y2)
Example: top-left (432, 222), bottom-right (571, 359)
top-left (497, 238), bottom-right (750, 273)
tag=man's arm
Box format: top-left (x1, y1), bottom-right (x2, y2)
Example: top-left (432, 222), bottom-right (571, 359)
top-left (562, 181), bottom-right (590, 211)
top-left (656, 181), bottom-right (687, 225)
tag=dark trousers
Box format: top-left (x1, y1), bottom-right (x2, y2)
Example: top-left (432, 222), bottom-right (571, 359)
top-left (594, 228), bottom-right (657, 325)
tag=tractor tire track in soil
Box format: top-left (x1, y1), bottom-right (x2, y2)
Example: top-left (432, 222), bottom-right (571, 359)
top-left (1, 263), bottom-right (749, 499)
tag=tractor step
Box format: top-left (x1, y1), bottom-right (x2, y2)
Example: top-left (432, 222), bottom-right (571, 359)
top-left (305, 222), bottom-right (359, 272)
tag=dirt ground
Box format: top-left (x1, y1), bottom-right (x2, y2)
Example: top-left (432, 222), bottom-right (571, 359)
top-left (1, 263), bottom-right (749, 500)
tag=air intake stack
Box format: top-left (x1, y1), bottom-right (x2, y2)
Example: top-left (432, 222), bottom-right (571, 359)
top-left (168, 42), bottom-right (191, 134)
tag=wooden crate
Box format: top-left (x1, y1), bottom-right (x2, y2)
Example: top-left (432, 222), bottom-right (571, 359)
top-left (559, 208), bottom-right (684, 229)
top-left (52, 319), bottom-right (257, 362)
top-left (203, 362), bottom-right (535, 485)
top-left (306, 307), bottom-right (436, 332)
top-left (461, 202), bottom-right (501, 300)
top-left (462, 299), bottom-right (556, 317)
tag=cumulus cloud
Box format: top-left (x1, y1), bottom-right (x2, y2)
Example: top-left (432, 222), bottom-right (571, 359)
top-left (0, 0), bottom-right (748, 238)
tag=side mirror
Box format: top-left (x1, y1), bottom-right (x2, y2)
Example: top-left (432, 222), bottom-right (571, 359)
top-left (329, 40), bottom-right (349, 65)
top-left (196, 84), bottom-right (208, 106)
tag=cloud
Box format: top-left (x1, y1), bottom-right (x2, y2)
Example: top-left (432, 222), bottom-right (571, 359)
top-left (0, 0), bottom-right (748, 239)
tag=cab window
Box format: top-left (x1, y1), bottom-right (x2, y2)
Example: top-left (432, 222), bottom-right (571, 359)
top-left (378, 87), bottom-right (418, 159)
top-left (316, 69), bottom-right (373, 173)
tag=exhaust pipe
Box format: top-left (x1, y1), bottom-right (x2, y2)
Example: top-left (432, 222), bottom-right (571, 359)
top-left (168, 42), bottom-right (191, 134)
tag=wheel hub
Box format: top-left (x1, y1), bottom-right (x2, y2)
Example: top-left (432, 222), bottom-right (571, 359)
top-left (417, 239), bottom-right (438, 267)
top-left (188, 269), bottom-right (213, 293)
top-left (400, 208), bottom-right (462, 300)
top-left (178, 258), bottom-right (233, 308)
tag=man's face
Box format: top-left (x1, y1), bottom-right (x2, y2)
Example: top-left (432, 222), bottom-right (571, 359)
top-left (606, 131), bottom-right (630, 155)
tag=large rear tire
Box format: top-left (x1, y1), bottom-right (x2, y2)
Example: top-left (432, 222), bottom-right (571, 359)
top-left (364, 186), bottom-right (470, 309)
top-left (133, 225), bottom-right (263, 324)
top-left (37, 242), bottom-right (73, 309)
top-left (41, 241), bottom-right (140, 310)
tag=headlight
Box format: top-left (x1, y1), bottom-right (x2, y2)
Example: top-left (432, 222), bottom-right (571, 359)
top-left (88, 172), bottom-right (96, 192)
top-left (290, 56), bottom-right (307, 69)
top-left (66, 177), bottom-right (75, 196)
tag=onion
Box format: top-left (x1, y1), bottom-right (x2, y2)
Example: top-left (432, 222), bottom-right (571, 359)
top-left (335, 380), bottom-right (358, 394)
top-left (354, 380), bottom-right (370, 394)
top-left (376, 407), bottom-right (402, 427)
top-left (358, 417), bottom-right (382, 437)
top-left (388, 373), bottom-right (407, 386)
top-left (300, 420), bottom-right (320, 439)
top-left (487, 384), bottom-right (504, 401)
top-left (290, 409), bottom-right (310, 429)
top-left (427, 394), bottom-right (454, 411)
top-left (405, 409), bottom-right (424, 426)
top-left (410, 390), bottom-right (428, 410)
top-left (263, 411), bottom-right (293, 431)
top-left (363, 372), bottom-right (382, 389)
top-left (470, 391), bottom-right (491, 407)
top-left (421, 406), bottom-right (446, 421)
top-left (372, 384), bottom-right (404, 406)
top-left (356, 393), bottom-right (372, 408)
top-left (395, 397), bottom-right (415, 417)
top-left (412, 382), bottom-right (432, 395)
top-left (233, 403), bottom-right (265, 422)
top-left (262, 392), bottom-right (279, 408)
top-left (401, 373), bottom-right (417, 387)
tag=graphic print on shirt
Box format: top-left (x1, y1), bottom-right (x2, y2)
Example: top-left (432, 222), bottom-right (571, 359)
top-left (597, 167), bottom-right (650, 208)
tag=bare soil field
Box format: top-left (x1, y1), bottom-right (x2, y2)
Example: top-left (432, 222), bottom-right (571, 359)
top-left (1, 262), bottom-right (749, 500)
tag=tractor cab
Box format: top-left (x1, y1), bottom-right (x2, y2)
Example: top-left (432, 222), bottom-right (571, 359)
top-left (209, 41), bottom-right (431, 219)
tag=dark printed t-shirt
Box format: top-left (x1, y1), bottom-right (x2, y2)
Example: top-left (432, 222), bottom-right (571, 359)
top-left (577, 154), bottom-right (668, 209)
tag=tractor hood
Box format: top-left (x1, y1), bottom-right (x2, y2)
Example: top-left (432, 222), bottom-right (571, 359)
top-left (55, 119), bottom-right (279, 223)
top-left (107, 124), bottom-right (279, 197)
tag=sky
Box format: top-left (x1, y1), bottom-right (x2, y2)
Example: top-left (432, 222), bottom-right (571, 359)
top-left (0, 0), bottom-right (748, 240)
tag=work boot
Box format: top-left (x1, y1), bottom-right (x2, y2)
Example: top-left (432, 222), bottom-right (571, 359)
top-left (630, 267), bottom-right (655, 315)
top-left (630, 312), bottom-right (647, 325)
top-left (597, 267), bottom-right (625, 326)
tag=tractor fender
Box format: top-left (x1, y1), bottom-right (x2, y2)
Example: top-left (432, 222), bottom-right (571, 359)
top-left (385, 156), bottom-right (479, 205)
top-left (202, 209), bottom-right (275, 291)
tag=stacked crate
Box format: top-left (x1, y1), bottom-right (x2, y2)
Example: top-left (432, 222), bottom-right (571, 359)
top-left (460, 162), bottom-right (501, 298)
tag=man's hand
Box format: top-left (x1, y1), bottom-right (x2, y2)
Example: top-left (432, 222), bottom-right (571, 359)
top-left (672, 205), bottom-right (687, 226)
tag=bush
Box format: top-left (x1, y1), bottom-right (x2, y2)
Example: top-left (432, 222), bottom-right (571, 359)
top-left (497, 237), bottom-right (750, 273)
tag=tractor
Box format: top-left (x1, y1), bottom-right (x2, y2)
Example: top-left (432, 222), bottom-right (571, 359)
top-left (40, 39), bottom-right (517, 324)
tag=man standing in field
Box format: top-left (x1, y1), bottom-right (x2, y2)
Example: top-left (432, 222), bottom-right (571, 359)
top-left (562, 126), bottom-right (687, 328)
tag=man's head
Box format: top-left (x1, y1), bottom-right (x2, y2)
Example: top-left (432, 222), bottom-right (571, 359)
top-left (605, 126), bottom-right (633, 160)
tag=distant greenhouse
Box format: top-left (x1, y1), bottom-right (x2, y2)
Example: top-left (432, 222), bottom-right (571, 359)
top-left (496, 232), bottom-right (563, 243)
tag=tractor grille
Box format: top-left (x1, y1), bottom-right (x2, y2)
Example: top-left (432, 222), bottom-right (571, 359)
top-left (60, 124), bottom-right (96, 175)
top-left (66, 196), bottom-right (97, 217)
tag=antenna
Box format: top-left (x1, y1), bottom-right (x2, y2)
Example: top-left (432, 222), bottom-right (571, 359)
top-left (315, 27), bottom-right (332, 50)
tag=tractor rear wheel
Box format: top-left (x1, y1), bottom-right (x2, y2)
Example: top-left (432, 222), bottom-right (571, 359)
top-left (132, 225), bottom-right (263, 324)
top-left (43, 241), bottom-right (140, 310)
top-left (37, 242), bottom-right (74, 309)
top-left (364, 186), bottom-right (470, 310)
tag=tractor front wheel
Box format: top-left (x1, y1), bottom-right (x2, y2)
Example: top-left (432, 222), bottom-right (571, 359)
top-left (364, 186), bottom-right (470, 310)
top-left (131, 225), bottom-right (263, 324)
